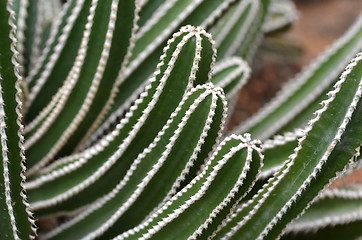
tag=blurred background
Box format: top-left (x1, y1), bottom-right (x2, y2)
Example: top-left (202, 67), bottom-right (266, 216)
top-left (229, 0), bottom-right (362, 186)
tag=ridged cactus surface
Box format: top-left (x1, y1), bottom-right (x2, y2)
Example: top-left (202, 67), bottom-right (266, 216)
top-left (0, 0), bottom-right (361, 239)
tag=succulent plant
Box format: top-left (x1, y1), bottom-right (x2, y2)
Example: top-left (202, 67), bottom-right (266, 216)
top-left (0, 0), bottom-right (361, 239)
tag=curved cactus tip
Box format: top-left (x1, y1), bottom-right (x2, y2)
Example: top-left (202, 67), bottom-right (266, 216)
top-left (180, 25), bottom-right (206, 34)
top-left (175, 24), bottom-right (217, 83)
top-left (229, 132), bottom-right (263, 149)
top-left (203, 81), bottom-right (224, 93)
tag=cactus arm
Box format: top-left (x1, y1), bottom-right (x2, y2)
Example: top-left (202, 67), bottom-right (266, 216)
top-left (77, 13), bottom-right (221, 149)
top-left (80, 52), bottom-right (246, 162)
top-left (90, 8), bottom-right (258, 150)
top-left (0, 1), bottom-right (35, 238)
top-left (73, 0), bottom-right (237, 152)
top-left (89, 0), bottom-right (238, 141)
top-left (215, 52), bottom-right (362, 239)
top-left (27, 26), bottom-right (213, 191)
top-left (24, 0), bottom-right (139, 174)
top-left (43, 84), bottom-right (226, 239)
top-left (51, 0), bottom-right (139, 157)
top-left (24, 0), bottom-right (107, 173)
top-left (197, 136), bottom-right (263, 240)
top-left (26, 26), bottom-right (216, 216)
top-left (114, 134), bottom-right (262, 240)
top-left (89, 0), bottom-right (261, 145)
top-left (23, 0), bottom-right (121, 139)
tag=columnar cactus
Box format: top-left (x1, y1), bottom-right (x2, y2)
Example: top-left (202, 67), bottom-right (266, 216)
top-left (0, 1), bottom-right (36, 239)
top-left (0, 0), bottom-right (361, 239)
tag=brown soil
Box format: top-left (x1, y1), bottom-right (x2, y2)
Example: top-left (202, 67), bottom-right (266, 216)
top-left (228, 0), bottom-right (362, 186)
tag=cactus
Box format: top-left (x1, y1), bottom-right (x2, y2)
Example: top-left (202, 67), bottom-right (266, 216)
top-left (282, 186), bottom-right (362, 239)
top-left (0, 0), bottom-right (361, 239)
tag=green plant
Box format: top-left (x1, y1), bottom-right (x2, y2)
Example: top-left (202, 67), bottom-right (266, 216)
top-left (0, 0), bottom-right (361, 239)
